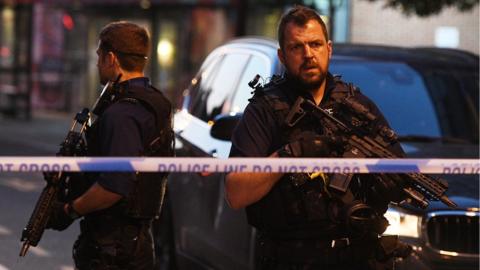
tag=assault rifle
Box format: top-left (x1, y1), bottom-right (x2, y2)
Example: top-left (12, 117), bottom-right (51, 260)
top-left (19, 75), bottom-right (121, 257)
top-left (285, 95), bottom-right (457, 209)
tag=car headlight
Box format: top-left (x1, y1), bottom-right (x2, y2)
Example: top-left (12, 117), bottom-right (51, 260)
top-left (383, 207), bottom-right (421, 238)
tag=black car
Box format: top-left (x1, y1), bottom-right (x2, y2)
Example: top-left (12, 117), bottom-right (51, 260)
top-left (156, 37), bottom-right (479, 270)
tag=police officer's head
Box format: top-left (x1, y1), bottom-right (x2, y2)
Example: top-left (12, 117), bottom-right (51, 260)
top-left (96, 21), bottom-right (150, 84)
top-left (277, 6), bottom-right (332, 91)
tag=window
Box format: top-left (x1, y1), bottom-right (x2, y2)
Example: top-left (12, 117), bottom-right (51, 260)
top-left (422, 68), bottom-right (479, 143)
top-left (0, 6), bottom-right (15, 68)
top-left (330, 60), bottom-right (442, 137)
top-left (188, 55), bottom-right (223, 120)
top-left (189, 53), bottom-right (250, 122)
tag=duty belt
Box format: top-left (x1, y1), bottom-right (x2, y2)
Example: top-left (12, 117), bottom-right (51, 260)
top-left (80, 214), bottom-right (151, 234)
top-left (256, 233), bottom-right (379, 265)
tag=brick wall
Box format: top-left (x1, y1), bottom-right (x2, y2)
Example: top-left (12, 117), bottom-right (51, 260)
top-left (350, 0), bottom-right (479, 54)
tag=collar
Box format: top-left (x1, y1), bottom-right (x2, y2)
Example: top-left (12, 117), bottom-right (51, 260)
top-left (321, 73), bottom-right (337, 105)
top-left (116, 77), bottom-right (150, 94)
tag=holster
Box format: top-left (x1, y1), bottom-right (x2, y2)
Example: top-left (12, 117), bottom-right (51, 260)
top-left (73, 217), bottom-right (154, 270)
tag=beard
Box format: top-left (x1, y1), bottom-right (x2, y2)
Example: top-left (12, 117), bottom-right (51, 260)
top-left (287, 60), bottom-right (328, 91)
top-left (99, 69), bottom-right (116, 86)
top-left (98, 71), bottom-right (109, 85)
top-left (289, 70), bottom-right (326, 91)
top-left (99, 77), bottom-right (108, 86)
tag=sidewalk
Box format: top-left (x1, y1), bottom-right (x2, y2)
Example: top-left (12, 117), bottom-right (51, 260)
top-left (0, 111), bottom-right (79, 270)
top-left (0, 111), bottom-right (72, 156)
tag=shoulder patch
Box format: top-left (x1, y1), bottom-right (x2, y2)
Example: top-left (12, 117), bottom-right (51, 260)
top-left (250, 74), bottom-right (286, 99)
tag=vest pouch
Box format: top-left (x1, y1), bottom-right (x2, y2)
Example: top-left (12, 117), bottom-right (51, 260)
top-left (302, 181), bottom-right (329, 222)
top-left (280, 174), bottom-right (329, 226)
top-left (126, 172), bottom-right (167, 219)
top-left (279, 175), bottom-right (307, 226)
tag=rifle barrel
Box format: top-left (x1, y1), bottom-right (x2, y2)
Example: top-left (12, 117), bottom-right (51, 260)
top-left (19, 242), bottom-right (30, 257)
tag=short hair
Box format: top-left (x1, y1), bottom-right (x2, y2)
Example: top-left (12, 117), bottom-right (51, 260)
top-left (99, 21), bottom-right (150, 72)
top-left (277, 5), bottom-right (329, 50)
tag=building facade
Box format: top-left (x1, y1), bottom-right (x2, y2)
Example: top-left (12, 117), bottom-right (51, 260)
top-left (350, 0), bottom-right (479, 55)
top-left (0, 0), bottom-right (477, 117)
top-left (0, 1), bottom-right (290, 115)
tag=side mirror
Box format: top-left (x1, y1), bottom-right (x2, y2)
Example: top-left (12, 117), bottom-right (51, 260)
top-left (210, 113), bottom-right (242, 141)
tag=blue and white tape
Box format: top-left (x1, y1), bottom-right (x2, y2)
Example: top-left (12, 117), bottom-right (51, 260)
top-left (0, 157), bottom-right (478, 174)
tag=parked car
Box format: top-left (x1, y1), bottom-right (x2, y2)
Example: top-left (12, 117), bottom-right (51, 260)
top-left (156, 37), bottom-right (479, 270)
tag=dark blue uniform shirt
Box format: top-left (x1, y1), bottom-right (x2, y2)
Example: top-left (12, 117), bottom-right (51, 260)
top-left (95, 77), bottom-right (157, 197)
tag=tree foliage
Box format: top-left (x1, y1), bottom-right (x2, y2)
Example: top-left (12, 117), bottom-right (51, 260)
top-left (363, 0), bottom-right (479, 17)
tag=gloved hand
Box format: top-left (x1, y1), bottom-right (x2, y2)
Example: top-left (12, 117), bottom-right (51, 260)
top-left (278, 133), bottom-right (343, 157)
top-left (46, 201), bottom-right (75, 231)
top-left (376, 236), bottom-right (412, 262)
top-left (370, 174), bottom-right (408, 206)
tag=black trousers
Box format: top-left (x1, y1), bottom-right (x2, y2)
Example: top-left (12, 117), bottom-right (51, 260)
top-left (73, 219), bottom-right (154, 270)
top-left (254, 234), bottom-right (394, 270)
top-left (256, 259), bottom-right (393, 270)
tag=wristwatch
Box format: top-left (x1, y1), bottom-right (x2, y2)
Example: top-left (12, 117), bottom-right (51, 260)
top-left (66, 201), bottom-right (81, 220)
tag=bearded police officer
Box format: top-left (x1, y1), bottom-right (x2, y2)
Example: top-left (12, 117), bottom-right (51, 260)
top-left (46, 21), bottom-right (174, 269)
top-left (226, 6), bottom-right (410, 270)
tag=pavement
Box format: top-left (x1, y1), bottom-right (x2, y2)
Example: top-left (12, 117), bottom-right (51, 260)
top-left (0, 111), bottom-right (72, 156)
top-left (0, 111), bottom-right (79, 270)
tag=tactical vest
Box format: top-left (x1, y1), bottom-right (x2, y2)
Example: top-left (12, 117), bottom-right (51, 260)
top-left (86, 84), bottom-right (174, 220)
top-left (246, 76), bottom-right (365, 239)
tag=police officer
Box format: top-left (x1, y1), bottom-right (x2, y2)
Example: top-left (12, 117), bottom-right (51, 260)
top-left (226, 6), bottom-right (409, 270)
top-left (46, 21), bottom-right (174, 269)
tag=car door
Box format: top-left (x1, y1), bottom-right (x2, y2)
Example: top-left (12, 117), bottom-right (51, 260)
top-left (171, 49), bottom-right (274, 270)
top-left (170, 51), bottom-right (249, 266)
top-left (197, 53), bottom-right (274, 270)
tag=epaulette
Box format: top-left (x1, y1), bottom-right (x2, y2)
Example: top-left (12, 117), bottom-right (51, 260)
top-left (262, 74), bottom-right (286, 90)
top-left (248, 74), bottom-right (286, 100)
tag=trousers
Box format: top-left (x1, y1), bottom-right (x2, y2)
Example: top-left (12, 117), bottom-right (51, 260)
top-left (73, 218), bottom-right (154, 270)
top-left (254, 233), bottom-right (396, 270)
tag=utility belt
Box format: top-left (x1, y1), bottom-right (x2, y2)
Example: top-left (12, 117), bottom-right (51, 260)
top-left (74, 217), bottom-right (154, 270)
top-left (256, 232), bottom-right (406, 265)
top-left (258, 224), bottom-right (342, 240)
top-left (80, 213), bottom-right (152, 235)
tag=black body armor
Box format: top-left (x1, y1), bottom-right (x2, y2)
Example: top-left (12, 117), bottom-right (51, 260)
top-left (246, 76), bottom-right (389, 239)
top-left (85, 83), bottom-right (174, 220)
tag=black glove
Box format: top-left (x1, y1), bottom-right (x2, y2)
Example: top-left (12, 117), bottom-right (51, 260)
top-left (278, 133), bottom-right (342, 157)
top-left (46, 201), bottom-right (76, 231)
top-left (371, 174), bottom-right (408, 205)
top-left (376, 236), bottom-right (412, 262)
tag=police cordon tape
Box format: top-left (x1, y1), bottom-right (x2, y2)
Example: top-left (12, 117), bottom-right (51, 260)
top-left (0, 157), bottom-right (479, 174)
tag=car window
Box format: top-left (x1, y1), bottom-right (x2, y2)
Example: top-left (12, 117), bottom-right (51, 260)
top-left (205, 53), bottom-right (250, 121)
top-left (330, 60), bottom-right (442, 138)
top-left (463, 73), bottom-right (479, 114)
top-left (230, 55), bottom-right (272, 114)
top-left (188, 55), bottom-right (223, 120)
top-left (189, 53), bottom-right (250, 122)
top-left (421, 68), bottom-right (479, 142)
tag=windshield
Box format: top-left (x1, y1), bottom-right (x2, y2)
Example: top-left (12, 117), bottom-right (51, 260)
top-left (330, 59), bottom-right (478, 143)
